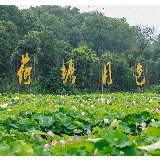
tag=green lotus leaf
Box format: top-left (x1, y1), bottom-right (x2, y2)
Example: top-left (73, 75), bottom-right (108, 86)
top-left (138, 140), bottom-right (160, 151)
top-left (105, 130), bottom-right (132, 148)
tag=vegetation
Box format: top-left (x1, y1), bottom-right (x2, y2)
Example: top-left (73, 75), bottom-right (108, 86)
top-left (0, 5), bottom-right (160, 94)
top-left (0, 6), bottom-right (160, 156)
top-left (0, 92), bottom-right (160, 156)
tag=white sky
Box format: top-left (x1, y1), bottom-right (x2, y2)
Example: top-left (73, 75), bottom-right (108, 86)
top-left (2, 0), bottom-right (160, 36)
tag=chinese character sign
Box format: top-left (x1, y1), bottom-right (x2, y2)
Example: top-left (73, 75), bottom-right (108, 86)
top-left (17, 53), bottom-right (32, 84)
top-left (102, 62), bottom-right (112, 84)
top-left (61, 59), bottom-right (76, 84)
top-left (136, 63), bottom-right (145, 85)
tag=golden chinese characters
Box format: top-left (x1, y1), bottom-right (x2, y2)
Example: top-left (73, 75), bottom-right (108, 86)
top-left (61, 59), bottom-right (76, 84)
top-left (136, 63), bottom-right (145, 85)
top-left (17, 53), bottom-right (32, 84)
top-left (102, 62), bottom-right (112, 84)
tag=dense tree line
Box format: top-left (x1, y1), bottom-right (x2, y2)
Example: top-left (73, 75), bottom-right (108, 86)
top-left (0, 5), bottom-right (160, 95)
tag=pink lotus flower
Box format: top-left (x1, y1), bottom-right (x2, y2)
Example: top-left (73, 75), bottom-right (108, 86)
top-left (107, 100), bottom-right (110, 104)
top-left (76, 135), bottom-right (81, 144)
top-left (47, 131), bottom-right (54, 137)
top-left (27, 95), bottom-right (30, 98)
top-left (69, 137), bottom-right (73, 143)
top-left (139, 122), bottom-right (147, 131)
top-left (44, 144), bottom-right (49, 149)
top-left (91, 105), bottom-right (94, 108)
top-left (133, 101), bottom-right (135, 105)
top-left (31, 133), bottom-right (35, 136)
top-left (81, 112), bottom-right (85, 116)
top-left (151, 119), bottom-right (155, 122)
top-left (94, 148), bottom-right (98, 155)
top-left (98, 98), bottom-right (105, 103)
top-left (104, 119), bottom-right (109, 124)
top-left (142, 122), bottom-right (146, 128)
top-left (55, 104), bottom-right (59, 107)
top-left (9, 102), bottom-right (12, 105)
top-left (60, 145), bottom-right (63, 150)
top-left (26, 111), bottom-right (29, 114)
top-left (60, 140), bottom-right (65, 144)
top-left (80, 104), bottom-right (83, 106)
top-left (51, 140), bottom-right (57, 146)
top-left (72, 105), bottom-right (76, 109)
top-left (101, 98), bottom-right (105, 104)
top-left (39, 136), bottom-right (43, 142)
top-left (155, 109), bottom-right (159, 112)
top-left (87, 129), bottom-right (91, 135)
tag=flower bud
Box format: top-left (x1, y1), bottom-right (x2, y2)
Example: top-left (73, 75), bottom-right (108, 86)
top-left (87, 129), bottom-right (91, 135)
top-left (69, 137), bottom-right (73, 143)
top-left (44, 144), bottom-right (49, 149)
top-left (39, 136), bottom-right (43, 142)
top-left (76, 135), bottom-right (81, 144)
top-left (94, 148), bottom-right (98, 155)
top-left (60, 145), bottom-right (63, 150)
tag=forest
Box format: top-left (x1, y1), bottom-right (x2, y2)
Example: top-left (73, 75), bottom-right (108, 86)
top-left (0, 5), bottom-right (160, 95)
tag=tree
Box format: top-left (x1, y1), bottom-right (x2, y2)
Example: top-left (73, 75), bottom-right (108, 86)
top-left (0, 21), bottom-right (18, 74)
top-left (131, 25), bottom-right (155, 55)
top-left (123, 49), bottom-right (141, 68)
top-left (39, 12), bottom-right (68, 41)
top-left (142, 48), bottom-right (153, 61)
top-left (102, 52), bottom-right (134, 92)
top-left (69, 45), bottom-right (99, 92)
top-left (146, 59), bottom-right (157, 85)
top-left (106, 17), bottom-right (134, 54)
top-left (37, 30), bottom-right (72, 94)
top-left (68, 26), bottom-right (82, 48)
top-left (156, 58), bottom-right (160, 85)
top-left (0, 21), bottom-right (18, 52)
top-left (82, 14), bottom-right (110, 57)
top-left (152, 34), bottom-right (160, 61)
top-left (16, 31), bottom-right (39, 56)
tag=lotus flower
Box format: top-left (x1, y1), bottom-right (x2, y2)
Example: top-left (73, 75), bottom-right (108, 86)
top-left (44, 144), bottom-right (49, 149)
top-left (107, 100), bottom-right (110, 104)
top-left (14, 96), bottom-right (19, 100)
top-left (104, 119), bottom-right (109, 124)
top-left (76, 135), bottom-right (81, 144)
top-left (81, 112), bottom-right (85, 116)
top-left (47, 131), bottom-right (54, 137)
top-left (139, 122), bottom-right (147, 131)
top-left (94, 148), bottom-right (98, 155)
top-left (101, 98), bottom-right (105, 104)
top-left (39, 136), bottom-right (43, 142)
top-left (151, 119), bottom-right (155, 122)
top-left (72, 105), bottom-right (76, 109)
top-left (60, 140), bottom-right (65, 144)
top-left (51, 140), bottom-right (57, 146)
top-left (87, 129), bottom-right (91, 135)
top-left (0, 103), bottom-right (8, 108)
top-left (60, 145), bottom-right (63, 150)
top-left (69, 137), bottom-right (73, 143)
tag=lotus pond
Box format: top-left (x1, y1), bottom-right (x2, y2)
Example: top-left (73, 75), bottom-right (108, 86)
top-left (0, 92), bottom-right (160, 156)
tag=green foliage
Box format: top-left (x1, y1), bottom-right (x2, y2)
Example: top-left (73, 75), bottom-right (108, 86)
top-left (105, 130), bottom-right (132, 148)
top-left (0, 92), bottom-right (159, 156)
top-left (0, 4), bottom-right (160, 99)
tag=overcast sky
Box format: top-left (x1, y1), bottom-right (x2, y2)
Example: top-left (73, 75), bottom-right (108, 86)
top-left (3, 1), bottom-right (160, 36)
